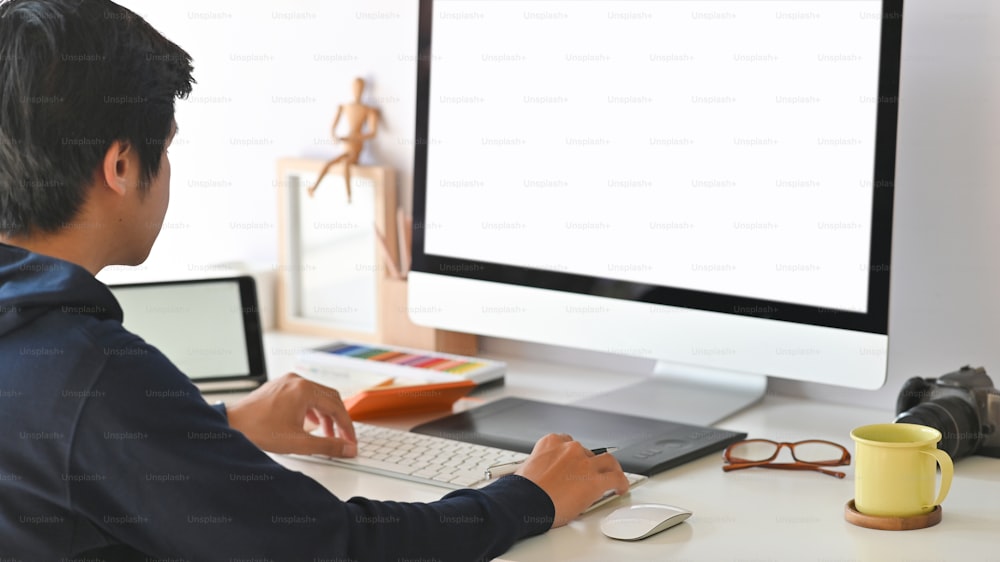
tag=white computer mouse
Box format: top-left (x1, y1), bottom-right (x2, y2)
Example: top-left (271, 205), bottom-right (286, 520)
top-left (600, 503), bottom-right (692, 541)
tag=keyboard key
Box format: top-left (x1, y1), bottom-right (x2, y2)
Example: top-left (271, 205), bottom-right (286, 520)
top-left (448, 471), bottom-right (487, 487)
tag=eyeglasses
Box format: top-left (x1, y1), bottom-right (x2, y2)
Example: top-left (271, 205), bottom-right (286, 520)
top-left (722, 439), bottom-right (851, 479)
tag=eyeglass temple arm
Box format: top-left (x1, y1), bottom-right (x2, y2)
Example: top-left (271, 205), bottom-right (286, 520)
top-left (723, 462), bottom-right (846, 479)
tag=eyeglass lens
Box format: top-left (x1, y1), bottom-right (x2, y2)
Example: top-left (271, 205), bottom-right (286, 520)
top-left (727, 440), bottom-right (843, 464)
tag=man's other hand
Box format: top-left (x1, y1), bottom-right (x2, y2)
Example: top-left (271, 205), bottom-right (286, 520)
top-left (226, 373), bottom-right (357, 458)
top-left (515, 433), bottom-right (630, 528)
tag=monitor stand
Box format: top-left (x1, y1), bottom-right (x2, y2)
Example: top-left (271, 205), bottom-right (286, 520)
top-left (572, 361), bottom-right (767, 426)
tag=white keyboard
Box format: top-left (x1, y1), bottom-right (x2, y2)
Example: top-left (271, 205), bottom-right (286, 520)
top-left (293, 422), bottom-right (646, 511)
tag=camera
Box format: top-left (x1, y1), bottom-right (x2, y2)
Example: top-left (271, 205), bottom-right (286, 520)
top-left (895, 365), bottom-right (1000, 460)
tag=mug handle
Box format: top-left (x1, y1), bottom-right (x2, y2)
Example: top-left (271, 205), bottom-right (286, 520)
top-left (920, 448), bottom-right (954, 509)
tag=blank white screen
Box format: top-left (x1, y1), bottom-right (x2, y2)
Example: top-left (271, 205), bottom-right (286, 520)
top-left (424, 0), bottom-right (883, 313)
top-left (112, 281), bottom-right (251, 379)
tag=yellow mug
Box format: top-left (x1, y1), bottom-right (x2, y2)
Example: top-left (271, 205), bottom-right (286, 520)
top-left (851, 423), bottom-right (953, 517)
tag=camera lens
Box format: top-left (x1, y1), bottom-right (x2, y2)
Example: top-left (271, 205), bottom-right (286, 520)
top-left (895, 396), bottom-right (980, 460)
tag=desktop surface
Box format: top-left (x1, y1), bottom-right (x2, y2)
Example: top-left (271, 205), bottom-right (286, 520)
top-left (261, 334), bottom-right (1000, 561)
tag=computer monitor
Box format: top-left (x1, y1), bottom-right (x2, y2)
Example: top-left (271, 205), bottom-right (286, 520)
top-left (409, 0), bottom-right (903, 425)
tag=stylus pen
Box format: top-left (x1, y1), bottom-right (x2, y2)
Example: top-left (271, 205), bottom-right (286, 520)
top-left (484, 447), bottom-right (618, 480)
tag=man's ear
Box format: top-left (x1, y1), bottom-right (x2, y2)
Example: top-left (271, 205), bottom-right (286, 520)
top-left (100, 140), bottom-right (134, 196)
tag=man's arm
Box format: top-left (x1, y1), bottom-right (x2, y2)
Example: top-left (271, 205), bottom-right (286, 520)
top-left (67, 334), bottom-right (619, 560)
top-left (227, 373), bottom-right (629, 530)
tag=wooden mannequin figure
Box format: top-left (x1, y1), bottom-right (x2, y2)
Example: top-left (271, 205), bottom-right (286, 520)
top-left (308, 77), bottom-right (380, 203)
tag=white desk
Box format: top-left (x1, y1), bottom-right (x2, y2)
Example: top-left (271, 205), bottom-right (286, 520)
top-left (259, 334), bottom-right (1000, 561)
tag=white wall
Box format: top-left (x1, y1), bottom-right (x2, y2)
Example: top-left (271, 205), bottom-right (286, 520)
top-left (105, 1), bottom-right (1000, 412)
top-left (102, 0), bottom-right (419, 280)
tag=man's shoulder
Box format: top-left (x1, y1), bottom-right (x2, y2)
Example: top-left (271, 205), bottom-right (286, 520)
top-left (15, 304), bottom-right (136, 358)
top-left (4, 308), bottom-right (177, 396)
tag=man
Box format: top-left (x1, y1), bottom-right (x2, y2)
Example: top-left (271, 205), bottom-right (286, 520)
top-left (0, 1), bottom-right (629, 560)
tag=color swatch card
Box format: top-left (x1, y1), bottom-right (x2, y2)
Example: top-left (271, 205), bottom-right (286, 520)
top-left (295, 341), bottom-right (506, 388)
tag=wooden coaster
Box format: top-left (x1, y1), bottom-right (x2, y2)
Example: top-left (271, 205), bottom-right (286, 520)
top-left (844, 500), bottom-right (942, 530)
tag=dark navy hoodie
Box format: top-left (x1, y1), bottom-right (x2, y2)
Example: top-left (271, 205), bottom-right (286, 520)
top-left (0, 243), bottom-right (554, 560)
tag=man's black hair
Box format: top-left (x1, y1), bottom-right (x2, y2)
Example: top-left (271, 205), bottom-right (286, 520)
top-left (0, 0), bottom-right (194, 236)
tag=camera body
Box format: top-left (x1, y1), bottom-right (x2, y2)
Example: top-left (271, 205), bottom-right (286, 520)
top-left (895, 365), bottom-right (1000, 460)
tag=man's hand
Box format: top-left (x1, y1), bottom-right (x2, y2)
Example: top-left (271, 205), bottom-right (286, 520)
top-left (515, 433), bottom-right (630, 528)
top-left (226, 373), bottom-right (357, 458)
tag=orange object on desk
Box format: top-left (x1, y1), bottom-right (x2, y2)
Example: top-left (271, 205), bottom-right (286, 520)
top-left (343, 380), bottom-right (476, 420)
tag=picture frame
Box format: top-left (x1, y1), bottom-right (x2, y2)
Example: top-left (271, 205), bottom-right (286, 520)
top-left (275, 158), bottom-right (397, 342)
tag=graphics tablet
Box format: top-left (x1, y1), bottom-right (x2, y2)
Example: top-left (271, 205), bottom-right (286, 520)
top-left (411, 397), bottom-right (746, 476)
top-left (109, 276), bottom-right (267, 392)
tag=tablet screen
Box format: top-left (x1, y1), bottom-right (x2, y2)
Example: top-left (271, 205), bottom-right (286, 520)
top-left (110, 276), bottom-right (266, 385)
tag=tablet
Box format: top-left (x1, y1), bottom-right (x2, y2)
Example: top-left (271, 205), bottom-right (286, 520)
top-left (411, 397), bottom-right (747, 476)
top-left (109, 276), bottom-right (267, 392)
